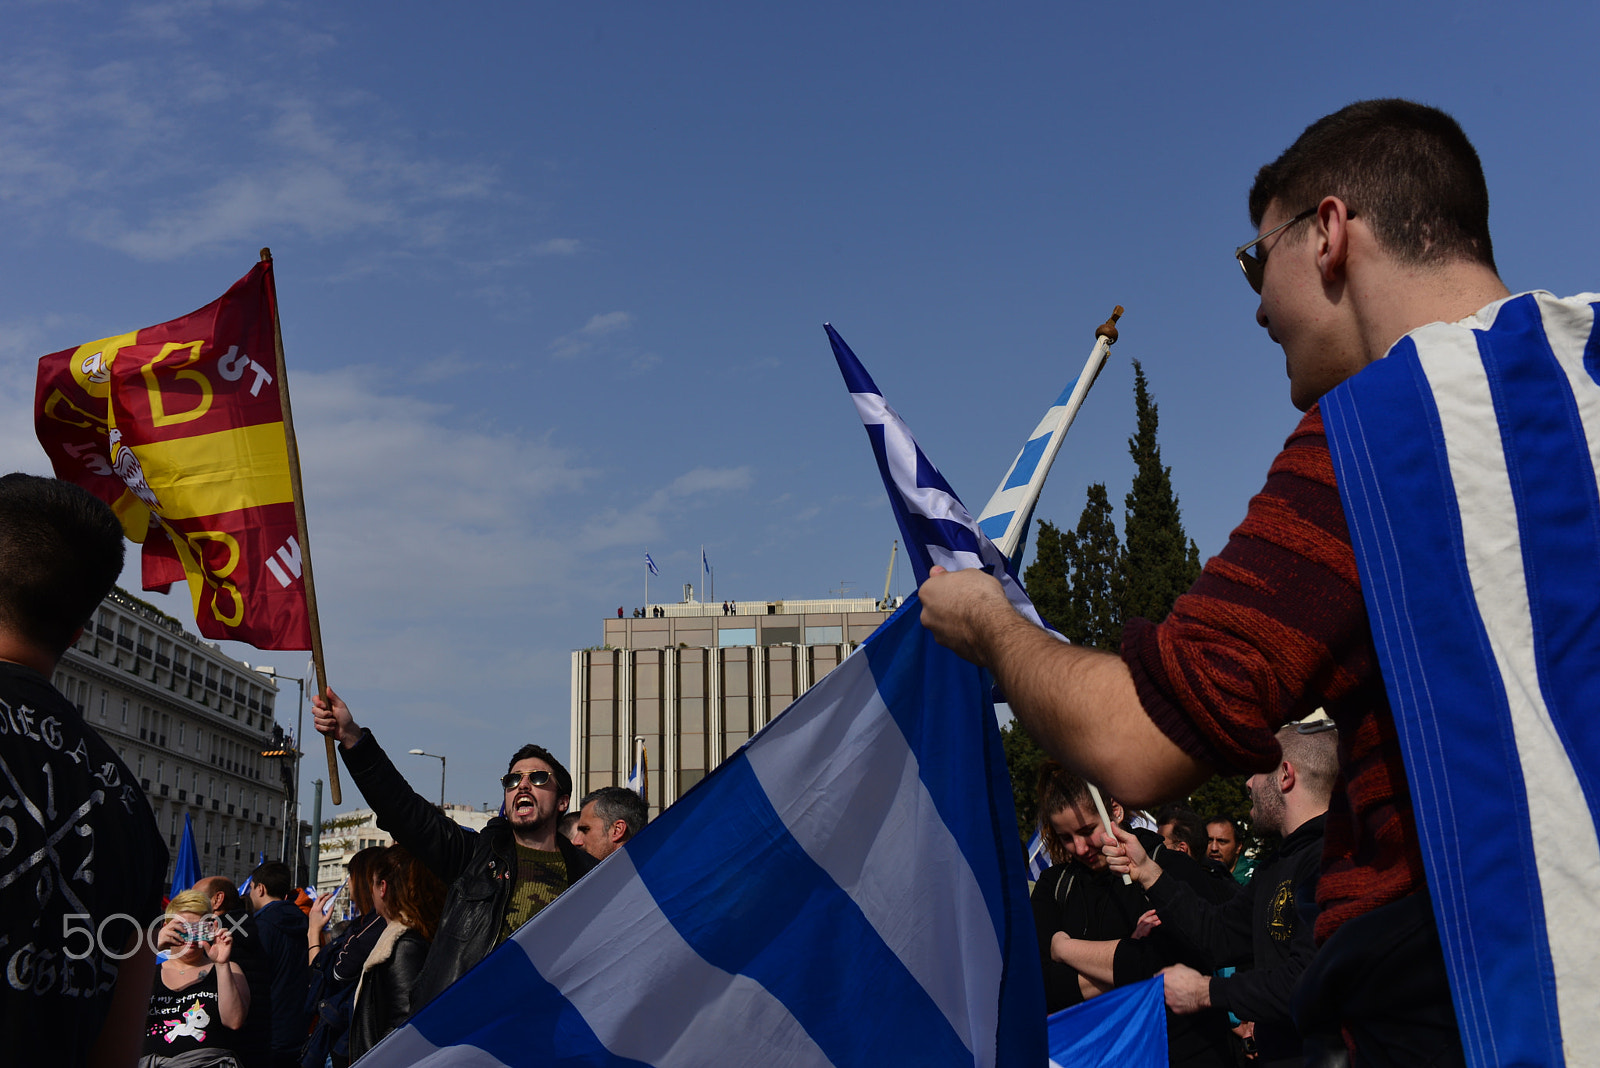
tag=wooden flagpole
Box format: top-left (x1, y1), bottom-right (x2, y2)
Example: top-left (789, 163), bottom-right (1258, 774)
top-left (260, 248), bottom-right (341, 805)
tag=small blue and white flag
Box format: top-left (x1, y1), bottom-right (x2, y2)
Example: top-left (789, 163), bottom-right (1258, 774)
top-left (363, 330), bottom-right (1049, 1067)
top-left (626, 741), bottom-right (648, 801)
top-left (644, 552), bottom-right (659, 576)
top-left (1025, 827), bottom-right (1051, 882)
top-left (1322, 291), bottom-right (1600, 1066)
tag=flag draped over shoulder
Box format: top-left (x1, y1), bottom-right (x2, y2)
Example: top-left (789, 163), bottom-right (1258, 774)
top-left (35, 262), bottom-right (311, 650)
top-left (363, 327), bottom-right (1047, 1067)
top-left (1321, 290), bottom-right (1600, 1066)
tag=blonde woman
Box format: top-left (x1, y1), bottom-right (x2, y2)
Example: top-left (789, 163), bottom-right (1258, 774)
top-left (141, 889), bottom-right (249, 1067)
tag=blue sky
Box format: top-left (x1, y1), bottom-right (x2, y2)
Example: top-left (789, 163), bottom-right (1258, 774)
top-left (4, 0), bottom-right (1598, 817)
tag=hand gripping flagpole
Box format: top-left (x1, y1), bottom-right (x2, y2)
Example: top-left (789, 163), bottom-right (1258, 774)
top-left (261, 248), bottom-right (341, 806)
top-left (973, 306), bottom-right (1126, 878)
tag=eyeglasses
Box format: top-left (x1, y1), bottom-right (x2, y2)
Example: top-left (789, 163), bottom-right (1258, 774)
top-left (501, 770), bottom-right (555, 791)
top-left (1234, 206), bottom-right (1318, 294)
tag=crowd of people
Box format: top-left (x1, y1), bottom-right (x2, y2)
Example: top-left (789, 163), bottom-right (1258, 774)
top-left (7, 93), bottom-right (1594, 1068)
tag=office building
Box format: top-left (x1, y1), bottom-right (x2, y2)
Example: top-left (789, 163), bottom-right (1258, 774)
top-left (571, 597), bottom-right (895, 815)
top-left (51, 587), bottom-right (294, 888)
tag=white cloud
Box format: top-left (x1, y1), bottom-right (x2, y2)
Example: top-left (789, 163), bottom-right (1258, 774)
top-left (549, 311), bottom-right (634, 360)
top-left (532, 238), bottom-right (581, 256)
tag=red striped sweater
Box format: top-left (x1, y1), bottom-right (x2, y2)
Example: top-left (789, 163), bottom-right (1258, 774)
top-left (1121, 405), bottom-right (1425, 942)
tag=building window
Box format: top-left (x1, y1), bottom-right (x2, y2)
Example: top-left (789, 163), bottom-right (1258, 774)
top-left (120, 698), bottom-right (129, 725)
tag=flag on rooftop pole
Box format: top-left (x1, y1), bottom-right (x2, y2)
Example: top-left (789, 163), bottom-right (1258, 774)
top-left (1321, 291), bottom-right (1600, 1065)
top-left (627, 738), bottom-right (648, 802)
top-left (645, 551), bottom-right (659, 576)
top-left (360, 328), bottom-right (1053, 1067)
top-left (169, 813), bottom-right (202, 900)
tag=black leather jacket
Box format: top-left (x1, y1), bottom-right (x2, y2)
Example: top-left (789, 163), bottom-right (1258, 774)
top-left (340, 729), bottom-right (597, 1009)
top-left (347, 922), bottom-right (429, 1060)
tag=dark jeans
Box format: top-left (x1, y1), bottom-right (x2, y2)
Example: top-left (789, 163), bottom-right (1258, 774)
top-left (1293, 892), bottom-right (1465, 1068)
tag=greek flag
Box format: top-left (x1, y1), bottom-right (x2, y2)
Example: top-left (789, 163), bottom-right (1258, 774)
top-left (1047, 977), bottom-right (1166, 1068)
top-left (824, 324), bottom-right (1045, 628)
top-left (362, 331), bottom-right (1046, 1066)
top-left (644, 552), bottom-right (659, 576)
top-left (1025, 827), bottom-right (1050, 882)
top-left (1321, 291), bottom-right (1600, 1066)
top-left (974, 315), bottom-right (1118, 568)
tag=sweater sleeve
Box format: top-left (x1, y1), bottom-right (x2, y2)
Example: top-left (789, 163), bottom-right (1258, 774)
top-left (1121, 406), bottom-right (1372, 775)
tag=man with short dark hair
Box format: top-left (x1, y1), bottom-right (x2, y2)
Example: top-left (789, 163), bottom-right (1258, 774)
top-left (1204, 816), bottom-right (1253, 885)
top-left (312, 693), bottom-right (596, 1008)
top-left (572, 785), bottom-right (649, 861)
top-left (1108, 719), bottom-right (1339, 1067)
top-left (0, 473), bottom-right (168, 1068)
top-left (920, 100), bottom-right (1583, 1061)
top-left (247, 861), bottom-right (309, 1068)
top-left (1156, 804), bottom-right (1207, 858)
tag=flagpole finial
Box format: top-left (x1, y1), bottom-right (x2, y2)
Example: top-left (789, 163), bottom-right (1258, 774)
top-left (259, 247), bottom-right (273, 263)
top-left (1094, 305), bottom-right (1124, 343)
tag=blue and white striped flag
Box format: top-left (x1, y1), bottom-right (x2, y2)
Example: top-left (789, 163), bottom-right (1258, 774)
top-left (644, 552), bottom-right (659, 576)
top-left (824, 324), bottom-right (1046, 630)
top-left (1025, 827), bottom-right (1050, 882)
top-left (361, 330), bottom-right (1048, 1067)
top-left (1322, 290), bottom-right (1600, 1066)
top-left (975, 310), bottom-right (1119, 568)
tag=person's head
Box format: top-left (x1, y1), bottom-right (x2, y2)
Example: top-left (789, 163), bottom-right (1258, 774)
top-left (1249, 717), bottom-right (1341, 836)
top-left (1205, 817), bottom-right (1243, 870)
top-left (558, 812), bottom-right (580, 844)
top-left (1248, 100), bottom-right (1494, 272)
top-left (192, 876), bottom-right (243, 917)
top-left (1155, 804), bottom-right (1206, 858)
top-left (345, 846), bottom-right (385, 915)
top-left (247, 860), bottom-right (292, 910)
top-left (502, 744), bottom-right (573, 836)
top-left (369, 846), bottom-right (448, 941)
top-left (0, 473), bottom-right (125, 660)
top-left (1243, 100), bottom-right (1501, 409)
top-left (572, 786), bottom-right (649, 861)
top-left (1036, 762), bottom-right (1123, 872)
top-left (165, 889), bottom-right (218, 963)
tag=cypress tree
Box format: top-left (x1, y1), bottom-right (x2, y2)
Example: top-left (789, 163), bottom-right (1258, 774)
top-left (1120, 360), bottom-right (1202, 626)
top-left (1022, 520), bottom-right (1072, 635)
top-left (1064, 483), bottom-right (1123, 651)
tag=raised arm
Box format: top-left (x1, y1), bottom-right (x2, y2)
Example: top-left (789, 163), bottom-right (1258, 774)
top-left (312, 688), bottom-right (478, 884)
top-left (918, 567), bottom-right (1209, 807)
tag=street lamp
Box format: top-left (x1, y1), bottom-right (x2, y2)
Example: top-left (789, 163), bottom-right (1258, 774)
top-left (409, 749), bottom-right (446, 808)
top-left (256, 661), bottom-right (313, 886)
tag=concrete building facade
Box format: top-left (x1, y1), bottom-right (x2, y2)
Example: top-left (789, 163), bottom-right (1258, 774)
top-left (51, 587), bottom-right (294, 889)
top-left (314, 803), bottom-right (496, 899)
top-left (572, 598), bottom-right (895, 816)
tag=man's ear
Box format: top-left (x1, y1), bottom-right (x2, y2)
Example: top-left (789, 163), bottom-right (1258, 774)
top-left (609, 820), bottom-right (627, 844)
top-left (557, 797), bottom-right (569, 815)
top-left (1280, 761), bottom-right (1298, 794)
top-left (1316, 195), bottom-right (1353, 284)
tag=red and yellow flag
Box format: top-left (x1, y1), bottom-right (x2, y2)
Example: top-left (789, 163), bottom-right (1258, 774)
top-left (35, 261), bottom-right (312, 650)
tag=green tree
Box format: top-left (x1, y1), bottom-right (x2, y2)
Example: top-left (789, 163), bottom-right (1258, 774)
top-left (1120, 360), bottom-right (1202, 626)
top-left (1063, 483), bottom-right (1124, 651)
top-left (1022, 520), bottom-right (1072, 635)
top-left (1001, 720), bottom-right (1048, 842)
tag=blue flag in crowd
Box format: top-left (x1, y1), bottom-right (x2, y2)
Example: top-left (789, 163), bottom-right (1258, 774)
top-left (1025, 827), bottom-right (1050, 882)
top-left (1322, 291), bottom-right (1600, 1064)
top-left (1046, 977), bottom-right (1166, 1068)
top-left (363, 328), bottom-right (1049, 1066)
top-left (169, 812), bottom-right (201, 900)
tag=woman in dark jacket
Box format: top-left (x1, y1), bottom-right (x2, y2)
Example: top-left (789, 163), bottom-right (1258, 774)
top-left (346, 847), bottom-right (447, 1060)
top-left (303, 847), bottom-right (386, 1068)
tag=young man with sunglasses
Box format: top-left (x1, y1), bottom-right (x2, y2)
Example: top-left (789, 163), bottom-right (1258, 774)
top-left (923, 99), bottom-right (1600, 1063)
top-left (312, 690), bottom-right (596, 1009)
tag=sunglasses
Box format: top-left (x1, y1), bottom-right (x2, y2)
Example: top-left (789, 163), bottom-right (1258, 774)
top-left (501, 770), bottom-right (555, 791)
top-left (1233, 206), bottom-right (1319, 294)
